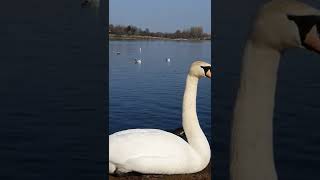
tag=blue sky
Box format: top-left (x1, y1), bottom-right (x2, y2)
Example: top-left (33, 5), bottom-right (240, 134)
top-left (109, 0), bottom-right (211, 33)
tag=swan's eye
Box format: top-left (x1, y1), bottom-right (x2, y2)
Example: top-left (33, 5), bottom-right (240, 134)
top-left (200, 66), bottom-right (211, 74)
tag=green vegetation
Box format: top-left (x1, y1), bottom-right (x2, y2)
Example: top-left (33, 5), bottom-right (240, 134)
top-left (108, 24), bottom-right (211, 40)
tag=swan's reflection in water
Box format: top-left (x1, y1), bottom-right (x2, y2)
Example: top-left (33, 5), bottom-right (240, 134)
top-left (135, 63), bottom-right (142, 72)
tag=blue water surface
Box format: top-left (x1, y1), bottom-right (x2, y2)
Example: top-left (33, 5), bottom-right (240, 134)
top-left (109, 40), bottom-right (212, 141)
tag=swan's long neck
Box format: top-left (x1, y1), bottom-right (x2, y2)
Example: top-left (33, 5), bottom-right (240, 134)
top-left (231, 40), bottom-right (280, 180)
top-left (182, 75), bottom-right (210, 166)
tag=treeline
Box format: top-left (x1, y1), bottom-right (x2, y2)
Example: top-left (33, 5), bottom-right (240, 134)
top-left (109, 24), bottom-right (211, 40)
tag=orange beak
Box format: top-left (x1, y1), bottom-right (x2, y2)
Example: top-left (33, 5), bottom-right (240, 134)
top-left (205, 70), bottom-right (212, 78)
top-left (304, 25), bottom-right (320, 53)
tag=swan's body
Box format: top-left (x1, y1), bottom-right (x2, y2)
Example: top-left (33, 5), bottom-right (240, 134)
top-left (112, 51), bottom-right (120, 55)
top-left (109, 60), bottom-right (211, 175)
top-left (134, 58), bottom-right (142, 64)
top-left (231, 1), bottom-right (320, 180)
top-left (166, 58), bottom-right (171, 62)
top-left (134, 48), bottom-right (143, 64)
top-left (109, 129), bottom-right (203, 174)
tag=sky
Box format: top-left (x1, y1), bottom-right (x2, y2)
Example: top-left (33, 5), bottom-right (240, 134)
top-left (109, 0), bottom-right (211, 33)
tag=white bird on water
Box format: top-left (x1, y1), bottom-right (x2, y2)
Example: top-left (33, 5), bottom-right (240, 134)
top-left (112, 51), bottom-right (120, 55)
top-left (134, 48), bottom-right (142, 64)
top-left (134, 58), bottom-right (142, 64)
top-left (109, 60), bottom-right (212, 175)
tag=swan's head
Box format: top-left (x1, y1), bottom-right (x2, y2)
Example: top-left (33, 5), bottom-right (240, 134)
top-left (251, 0), bottom-right (320, 53)
top-left (188, 60), bottom-right (212, 79)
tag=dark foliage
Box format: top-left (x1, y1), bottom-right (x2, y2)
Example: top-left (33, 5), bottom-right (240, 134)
top-left (109, 24), bottom-right (211, 40)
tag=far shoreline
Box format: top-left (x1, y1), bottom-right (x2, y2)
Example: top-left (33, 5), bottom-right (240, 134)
top-left (108, 34), bottom-right (211, 41)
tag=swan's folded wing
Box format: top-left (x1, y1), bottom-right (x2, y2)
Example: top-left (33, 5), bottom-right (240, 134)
top-left (109, 129), bottom-right (194, 164)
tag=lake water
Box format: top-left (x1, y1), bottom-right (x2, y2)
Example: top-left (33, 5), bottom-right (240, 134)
top-left (109, 40), bottom-right (212, 142)
top-left (0, 1), bottom-right (106, 179)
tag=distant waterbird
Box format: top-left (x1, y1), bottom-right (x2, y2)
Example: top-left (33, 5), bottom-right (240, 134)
top-left (134, 58), bottom-right (142, 64)
top-left (112, 51), bottom-right (120, 55)
top-left (166, 58), bottom-right (171, 62)
top-left (133, 47), bottom-right (143, 64)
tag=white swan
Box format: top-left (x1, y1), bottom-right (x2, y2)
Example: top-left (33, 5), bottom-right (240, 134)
top-left (166, 58), bottom-right (171, 62)
top-left (109, 60), bottom-right (212, 175)
top-left (134, 48), bottom-right (142, 64)
top-left (134, 58), bottom-right (142, 64)
top-left (112, 51), bottom-right (120, 55)
top-left (230, 1), bottom-right (320, 180)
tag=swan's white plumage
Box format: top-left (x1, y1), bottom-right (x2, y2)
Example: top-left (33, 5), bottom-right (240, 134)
top-left (109, 129), bottom-right (201, 174)
top-left (135, 59), bottom-right (142, 64)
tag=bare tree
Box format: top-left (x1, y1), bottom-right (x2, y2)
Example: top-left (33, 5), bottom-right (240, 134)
top-left (108, 24), bottom-right (210, 39)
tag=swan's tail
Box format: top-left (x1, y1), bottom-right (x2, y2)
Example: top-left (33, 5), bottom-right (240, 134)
top-left (109, 162), bottom-right (116, 174)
